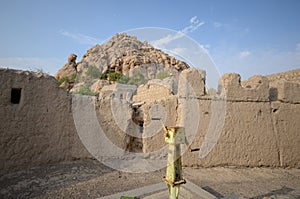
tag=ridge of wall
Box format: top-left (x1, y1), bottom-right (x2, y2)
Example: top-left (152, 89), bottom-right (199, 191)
top-left (218, 73), bottom-right (270, 102)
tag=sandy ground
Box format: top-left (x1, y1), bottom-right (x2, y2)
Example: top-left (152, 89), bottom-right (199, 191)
top-left (0, 159), bottom-right (299, 199)
top-left (184, 167), bottom-right (300, 199)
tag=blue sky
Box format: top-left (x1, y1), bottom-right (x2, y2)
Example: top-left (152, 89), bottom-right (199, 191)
top-left (0, 0), bottom-right (299, 86)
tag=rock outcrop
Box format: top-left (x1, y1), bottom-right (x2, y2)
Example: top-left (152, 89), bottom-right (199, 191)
top-left (55, 33), bottom-right (190, 93)
top-left (54, 53), bottom-right (77, 84)
top-left (76, 33), bottom-right (189, 79)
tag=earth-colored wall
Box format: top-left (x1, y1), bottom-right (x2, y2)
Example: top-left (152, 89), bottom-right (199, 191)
top-left (1, 68), bottom-right (299, 172)
top-left (0, 69), bottom-right (90, 172)
top-left (140, 70), bottom-right (300, 168)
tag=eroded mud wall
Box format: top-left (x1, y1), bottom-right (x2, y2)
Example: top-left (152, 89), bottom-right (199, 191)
top-left (0, 69), bottom-right (90, 172)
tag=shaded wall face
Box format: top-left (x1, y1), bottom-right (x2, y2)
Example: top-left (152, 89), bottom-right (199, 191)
top-left (271, 102), bottom-right (300, 167)
top-left (0, 69), bottom-right (90, 172)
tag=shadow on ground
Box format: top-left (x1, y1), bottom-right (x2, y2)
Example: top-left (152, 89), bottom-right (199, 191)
top-left (0, 159), bottom-right (113, 198)
top-left (250, 186), bottom-right (294, 199)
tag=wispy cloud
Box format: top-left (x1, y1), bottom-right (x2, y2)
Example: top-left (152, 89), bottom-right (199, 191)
top-left (151, 16), bottom-right (204, 48)
top-left (182, 16), bottom-right (205, 34)
top-left (170, 47), bottom-right (187, 55)
top-left (213, 22), bottom-right (222, 28)
top-left (239, 50), bottom-right (251, 59)
top-left (59, 30), bottom-right (102, 45)
top-left (0, 57), bottom-right (64, 75)
top-left (151, 33), bottom-right (185, 49)
top-left (190, 16), bottom-right (198, 24)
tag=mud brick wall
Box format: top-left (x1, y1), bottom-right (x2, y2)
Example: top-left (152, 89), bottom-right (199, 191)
top-left (0, 69), bottom-right (90, 172)
top-left (1, 68), bottom-right (299, 173)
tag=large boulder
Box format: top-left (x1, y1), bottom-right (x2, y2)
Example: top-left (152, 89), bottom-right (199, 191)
top-left (55, 53), bottom-right (77, 82)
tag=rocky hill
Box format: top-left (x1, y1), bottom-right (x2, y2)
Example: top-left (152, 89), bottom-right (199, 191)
top-left (55, 33), bottom-right (190, 92)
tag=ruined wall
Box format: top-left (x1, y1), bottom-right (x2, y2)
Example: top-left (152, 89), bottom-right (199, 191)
top-left (0, 69), bottom-right (91, 172)
top-left (133, 83), bottom-right (173, 102)
top-left (189, 72), bottom-right (299, 168)
top-left (1, 68), bottom-right (299, 173)
top-left (139, 70), bottom-right (300, 168)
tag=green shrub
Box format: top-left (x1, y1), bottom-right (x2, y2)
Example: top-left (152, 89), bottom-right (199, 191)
top-left (87, 66), bottom-right (101, 79)
top-left (101, 72), bottom-right (124, 82)
top-left (118, 75), bottom-right (130, 84)
top-left (116, 70), bottom-right (148, 86)
top-left (74, 85), bottom-right (98, 96)
top-left (75, 72), bottom-right (83, 82)
top-left (70, 75), bottom-right (76, 82)
top-left (57, 75), bottom-right (76, 86)
top-left (126, 70), bottom-right (148, 86)
top-left (101, 70), bottom-right (148, 86)
top-left (156, 71), bottom-right (170, 80)
top-left (108, 72), bottom-right (124, 82)
top-left (58, 77), bottom-right (69, 85)
top-left (100, 73), bottom-right (108, 80)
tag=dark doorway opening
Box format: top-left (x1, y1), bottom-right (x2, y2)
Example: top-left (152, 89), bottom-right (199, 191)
top-left (11, 88), bottom-right (22, 104)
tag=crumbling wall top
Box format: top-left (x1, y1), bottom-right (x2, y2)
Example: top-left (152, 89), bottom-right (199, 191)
top-left (218, 73), bottom-right (270, 102)
top-left (132, 81), bottom-right (173, 102)
top-left (178, 68), bottom-right (206, 98)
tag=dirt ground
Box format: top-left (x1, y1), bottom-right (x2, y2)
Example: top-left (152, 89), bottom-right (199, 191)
top-left (0, 159), bottom-right (299, 199)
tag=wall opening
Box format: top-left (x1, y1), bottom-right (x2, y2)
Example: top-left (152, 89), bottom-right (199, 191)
top-left (11, 88), bottom-right (22, 104)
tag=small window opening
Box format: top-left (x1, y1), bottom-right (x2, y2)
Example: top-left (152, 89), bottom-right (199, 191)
top-left (11, 88), bottom-right (22, 104)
